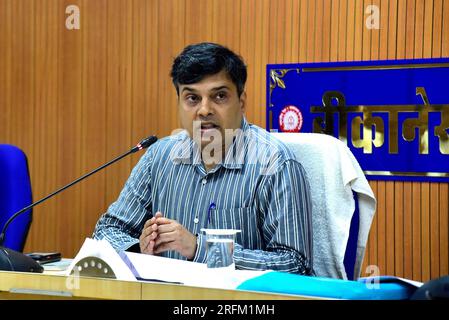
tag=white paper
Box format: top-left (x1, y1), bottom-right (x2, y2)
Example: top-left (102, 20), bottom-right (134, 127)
top-left (68, 238), bottom-right (267, 289)
top-left (66, 238), bottom-right (136, 281)
top-left (125, 251), bottom-right (268, 289)
top-left (358, 275), bottom-right (424, 288)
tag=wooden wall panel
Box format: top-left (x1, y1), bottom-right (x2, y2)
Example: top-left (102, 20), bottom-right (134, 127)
top-left (0, 0), bottom-right (448, 282)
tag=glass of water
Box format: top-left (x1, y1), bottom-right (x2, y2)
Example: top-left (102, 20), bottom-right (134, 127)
top-left (201, 229), bottom-right (241, 270)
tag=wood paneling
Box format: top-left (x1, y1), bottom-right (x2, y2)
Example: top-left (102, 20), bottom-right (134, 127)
top-left (0, 0), bottom-right (448, 282)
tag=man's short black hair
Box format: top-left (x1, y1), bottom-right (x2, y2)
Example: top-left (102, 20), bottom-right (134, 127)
top-left (171, 42), bottom-right (247, 97)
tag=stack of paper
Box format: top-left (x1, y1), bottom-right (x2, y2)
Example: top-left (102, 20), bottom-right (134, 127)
top-left (67, 238), bottom-right (267, 290)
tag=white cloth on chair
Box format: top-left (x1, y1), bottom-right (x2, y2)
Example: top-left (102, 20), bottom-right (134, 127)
top-left (272, 132), bottom-right (376, 279)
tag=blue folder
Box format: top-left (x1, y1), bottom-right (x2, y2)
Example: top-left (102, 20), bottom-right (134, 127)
top-left (237, 272), bottom-right (418, 300)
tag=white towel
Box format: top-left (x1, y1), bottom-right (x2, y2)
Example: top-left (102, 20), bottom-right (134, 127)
top-left (272, 132), bottom-right (376, 279)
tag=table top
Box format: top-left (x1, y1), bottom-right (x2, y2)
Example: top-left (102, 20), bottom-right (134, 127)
top-left (0, 270), bottom-right (319, 300)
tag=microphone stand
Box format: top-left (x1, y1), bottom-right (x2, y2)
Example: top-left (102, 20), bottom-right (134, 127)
top-left (0, 136), bottom-right (157, 273)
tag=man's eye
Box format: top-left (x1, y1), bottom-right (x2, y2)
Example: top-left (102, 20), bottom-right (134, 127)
top-left (215, 92), bottom-right (228, 101)
top-left (185, 95), bottom-right (199, 104)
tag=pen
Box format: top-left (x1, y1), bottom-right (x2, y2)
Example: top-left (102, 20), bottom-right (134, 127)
top-left (207, 202), bottom-right (216, 225)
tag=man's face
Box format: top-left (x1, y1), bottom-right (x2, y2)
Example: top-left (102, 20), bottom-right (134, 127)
top-left (177, 70), bottom-right (246, 150)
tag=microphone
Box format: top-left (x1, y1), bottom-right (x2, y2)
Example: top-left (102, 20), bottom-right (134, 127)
top-left (0, 135), bottom-right (157, 273)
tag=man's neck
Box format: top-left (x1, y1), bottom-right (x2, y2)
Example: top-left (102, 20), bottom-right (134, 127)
top-left (198, 122), bottom-right (246, 172)
top-left (203, 163), bottom-right (215, 173)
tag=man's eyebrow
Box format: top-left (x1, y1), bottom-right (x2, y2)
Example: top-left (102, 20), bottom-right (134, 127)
top-left (181, 85), bottom-right (230, 93)
top-left (211, 85), bottom-right (230, 91)
top-left (181, 87), bottom-right (196, 93)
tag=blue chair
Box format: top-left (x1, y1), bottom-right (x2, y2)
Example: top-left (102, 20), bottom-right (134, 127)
top-left (0, 144), bottom-right (33, 252)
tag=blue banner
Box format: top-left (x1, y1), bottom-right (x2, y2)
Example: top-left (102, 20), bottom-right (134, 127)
top-left (267, 58), bottom-right (449, 182)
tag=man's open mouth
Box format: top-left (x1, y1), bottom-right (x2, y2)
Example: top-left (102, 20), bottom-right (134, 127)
top-left (200, 123), bottom-right (220, 131)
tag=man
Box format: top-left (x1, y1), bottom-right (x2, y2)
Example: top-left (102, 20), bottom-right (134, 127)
top-left (93, 42), bottom-right (314, 274)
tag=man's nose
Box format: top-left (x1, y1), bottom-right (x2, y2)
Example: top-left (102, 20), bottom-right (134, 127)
top-left (197, 98), bottom-right (213, 117)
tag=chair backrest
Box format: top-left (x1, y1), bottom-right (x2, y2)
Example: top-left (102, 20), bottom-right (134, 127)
top-left (0, 144), bottom-right (33, 252)
top-left (344, 192), bottom-right (360, 280)
top-left (271, 132), bottom-right (376, 280)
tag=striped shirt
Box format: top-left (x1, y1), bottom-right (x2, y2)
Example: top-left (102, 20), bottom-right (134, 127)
top-left (93, 118), bottom-right (314, 274)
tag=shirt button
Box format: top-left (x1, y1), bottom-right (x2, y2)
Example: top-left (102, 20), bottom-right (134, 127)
top-left (194, 217), bottom-right (199, 224)
top-left (201, 178), bottom-right (207, 185)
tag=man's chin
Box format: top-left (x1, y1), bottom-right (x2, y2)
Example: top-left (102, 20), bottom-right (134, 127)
top-left (199, 137), bottom-right (223, 150)
top-left (191, 127), bottom-right (224, 148)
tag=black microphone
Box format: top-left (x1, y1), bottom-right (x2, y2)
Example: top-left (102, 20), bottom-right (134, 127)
top-left (0, 135), bottom-right (157, 273)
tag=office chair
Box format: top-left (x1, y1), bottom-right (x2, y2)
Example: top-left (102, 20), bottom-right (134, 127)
top-left (0, 144), bottom-right (33, 252)
top-left (272, 132), bottom-right (376, 280)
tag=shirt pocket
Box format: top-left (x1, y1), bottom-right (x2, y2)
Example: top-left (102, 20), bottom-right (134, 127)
top-left (209, 206), bottom-right (262, 249)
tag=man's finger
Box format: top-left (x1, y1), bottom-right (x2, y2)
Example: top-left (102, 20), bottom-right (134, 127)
top-left (140, 237), bottom-right (150, 254)
top-left (143, 218), bottom-right (154, 229)
top-left (154, 212), bottom-right (163, 219)
top-left (154, 241), bottom-right (175, 254)
top-left (154, 231), bottom-right (176, 247)
top-left (144, 212), bottom-right (163, 229)
top-left (148, 240), bottom-right (155, 254)
top-left (141, 225), bottom-right (156, 238)
top-left (155, 217), bottom-right (172, 225)
top-left (156, 223), bottom-right (176, 234)
top-left (149, 231), bottom-right (158, 240)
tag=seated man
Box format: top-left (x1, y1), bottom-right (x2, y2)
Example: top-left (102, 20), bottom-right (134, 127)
top-left (93, 42), bottom-right (314, 275)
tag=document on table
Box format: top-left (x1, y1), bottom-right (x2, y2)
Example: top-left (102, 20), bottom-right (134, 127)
top-left (67, 238), bottom-right (267, 290)
top-left (125, 251), bottom-right (268, 289)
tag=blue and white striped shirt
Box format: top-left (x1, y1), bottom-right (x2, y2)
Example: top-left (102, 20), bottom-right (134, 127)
top-left (93, 118), bottom-right (313, 274)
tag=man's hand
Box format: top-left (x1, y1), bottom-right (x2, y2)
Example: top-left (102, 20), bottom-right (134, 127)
top-left (139, 212), bottom-right (163, 254)
top-left (153, 216), bottom-right (197, 260)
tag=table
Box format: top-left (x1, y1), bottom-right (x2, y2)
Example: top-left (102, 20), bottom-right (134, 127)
top-left (0, 270), bottom-right (319, 300)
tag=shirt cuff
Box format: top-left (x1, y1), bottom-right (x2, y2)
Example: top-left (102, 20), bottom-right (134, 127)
top-left (122, 240), bottom-right (140, 252)
top-left (192, 233), bottom-right (207, 264)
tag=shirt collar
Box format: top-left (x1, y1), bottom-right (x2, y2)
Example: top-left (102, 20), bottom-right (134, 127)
top-left (170, 131), bottom-right (201, 165)
top-left (221, 118), bottom-right (250, 170)
top-left (170, 118), bottom-right (250, 170)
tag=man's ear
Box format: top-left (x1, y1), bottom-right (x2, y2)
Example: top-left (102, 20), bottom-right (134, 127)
top-left (239, 91), bottom-right (247, 114)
